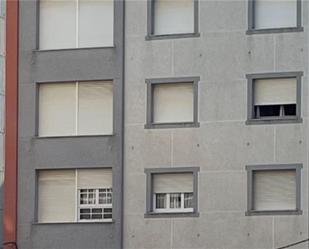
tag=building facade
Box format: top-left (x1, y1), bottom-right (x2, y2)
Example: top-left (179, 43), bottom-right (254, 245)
top-left (3, 0), bottom-right (309, 249)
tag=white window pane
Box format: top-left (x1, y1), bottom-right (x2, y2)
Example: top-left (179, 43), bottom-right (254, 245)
top-left (153, 83), bottom-right (194, 123)
top-left (79, 0), bottom-right (114, 47)
top-left (255, 0), bottom-right (297, 29)
top-left (78, 81), bottom-right (113, 135)
top-left (153, 173), bottom-right (193, 193)
top-left (154, 0), bottom-right (194, 35)
top-left (39, 83), bottom-right (76, 137)
top-left (254, 78), bottom-right (297, 106)
top-left (253, 170), bottom-right (297, 211)
top-left (40, 0), bottom-right (76, 49)
top-left (77, 168), bottom-right (112, 189)
top-left (38, 170), bottom-right (76, 223)
top-left (155, 193), bottom-right (167, 208)
top-left (170, 193), bottom-right (181, 208)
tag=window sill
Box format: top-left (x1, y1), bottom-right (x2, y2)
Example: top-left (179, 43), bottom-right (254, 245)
top-left (246, 27), bottom-right (304, 35)
top-left (35, 134), bottom-right (115, 139)
top-left (246, 117), bottom-right (302, 125)
top-left (146, 32), bottom-right (200, 41)
top-left (33, 46), bottom-right (115, 53)
top-left (144, 212), bottom-right (199, 218)
top-left (145, 122), bottom-right (200, 129)
top-left (246, 210), bottom-right (302, 216)
top-left (33, 220), bottom-right (114, 225)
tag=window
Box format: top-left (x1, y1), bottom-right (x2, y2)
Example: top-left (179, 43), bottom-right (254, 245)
top-left (146, 0), bottom-right (199, 39)
top-left (246, 72), bottom-right (302, 124)
top-left (247, 0), bottom-right (302, 34)
top-left (39, 0), bottom-right (114, 49)
top-left (145, 167), bottom-right (199, 217)
top-left (38, 81), bottom-right (113, 137)
top-left (38, 168), bottom-right (113, 223)
top-left (145, 77), bottom-right (199, 129)
top-left (246, 164), bottom-right (302, 215)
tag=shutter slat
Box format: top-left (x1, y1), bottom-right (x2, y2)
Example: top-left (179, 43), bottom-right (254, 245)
top-left (253, 170), bottom-right (296, 211)
top-left (153, 83), bottom-right (194, 123)
top-left (255, 0), bottom-right (297, 29)
top-left (39, 0), bottom-right (76, 49)
top-left (79, 0), bottom-right (114, 47)
top-left (78, 82), bottom-right (113, 135)
top-left (38, 170), bottom-right (76, 223)
top-left (39, 83), bottom-right (76, 136)
top-left (153, 173), bottom-right (193, 193)
top-left (77, 168), bottom-right (112, 189)
top-left (254, 78), bottom-right (297, 106)
top-left (154, 0), bottom-right (194, 35)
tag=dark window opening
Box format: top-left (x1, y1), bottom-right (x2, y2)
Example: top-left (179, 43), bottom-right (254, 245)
top-left (254, 104), bottom-right (296, 118)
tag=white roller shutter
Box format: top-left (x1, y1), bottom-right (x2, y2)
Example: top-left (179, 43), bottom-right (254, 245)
top-left (254, 78), bottom-right (297, 106)
top-left (153, 83), bottom-right (194, 123)
top-left (153, 173), bottom-right (193, 193)
top-left (38, 170), bottom-right (76, 223)
top-left (78, 81), bottom-right (113, 135)
top-left (254, 0), bottom-right (297, 29)
top-left (253, 170), bottom-right (297, 211)
top-left (77, 168), bottom-right (112, 189)
top-left (39, 0), bottom-right (76, 49)
top-left (154, 0), bottom-right (194, 35)
top-left (79, 0), bottom-right (114, 47)
top-left (39, 83), bottom-right (76, 137)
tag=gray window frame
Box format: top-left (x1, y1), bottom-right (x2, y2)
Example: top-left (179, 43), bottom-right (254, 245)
top-left (144, 167), bottom-right (200, 218)
top-left (246, 72), bottom-right (303, 125)
top-left (145, 76), bottom-right (200, 129)
top-left (146, 0), bottom-right (200, 40)
top-left (246, 164), bottom-right (302, 216)
top-left (247, 0), bottom-right (303, 35)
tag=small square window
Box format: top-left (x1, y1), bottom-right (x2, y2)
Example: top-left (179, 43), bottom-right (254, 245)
top-left (145, 167), bottom-right (199, 218)
top-left (246, 72), bottom-right (302, 124)
top-left (246, 164), bottom-right (302, 216)
top-left (145, 77), bottom-right (200, 129)
top-left (247, 0), bottom-right (303, 34)
top-left (146, 0), bottom-right (199, 40)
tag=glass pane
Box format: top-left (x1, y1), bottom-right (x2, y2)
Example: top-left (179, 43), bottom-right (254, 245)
top-left (80, 214), bottom-right (91, 220)
top-left (255, 105), bottom-right (281, 117)
top-left (284, 104), bottom-right (296, 116)
top-left (184, 193), bottom-right (193, 208)
top-left (155, 193), bottom-right (166, 209)
top-left (170, 193), bottom-right (181, 209)
top-left (92, 214), bottom-right (103, 219)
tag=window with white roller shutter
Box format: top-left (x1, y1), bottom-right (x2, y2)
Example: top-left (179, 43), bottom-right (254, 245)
top-left (246, 164), bottom-right (302, 215)
top-left (152, 173), bottom-right (194, 213)
top-left (37, 168), bottom-right (113, 223)
top-left (38, 81), bottom-right (113, 137)
top-left (39, 0), bottom-right (114, 49)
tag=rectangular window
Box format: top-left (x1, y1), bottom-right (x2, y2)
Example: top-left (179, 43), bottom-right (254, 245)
top-left (145, 167), bottom-right (199, 217)
top-left (38, 81), bottom-right (113, 137)
top-left (147, 0), bottom-right (199, 39)
top-left (146, 77), bottom-right (199, 129)
top-left (38, 168), bottom-right (113, 223)
top-left (246, 164), bottom-right (302, 215)
top-left (246, 72), bottom-right (302, 124)
top-left (248, 0), bottom-right (302, 33)
top-left (39, 0), bottom-right (114, 49)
